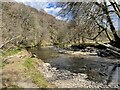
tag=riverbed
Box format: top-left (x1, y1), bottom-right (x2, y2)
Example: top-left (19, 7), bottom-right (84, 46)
top-left (28, 46), bottom-right (119, 88)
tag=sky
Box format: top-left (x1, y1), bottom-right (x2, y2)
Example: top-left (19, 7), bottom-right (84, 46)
top-left (15, 0), bottom-right (66, 20)
top-left (15, 0), bottom-right (120, 30)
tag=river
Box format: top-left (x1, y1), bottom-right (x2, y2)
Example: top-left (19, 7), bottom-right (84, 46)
top-left (28, 46), bottom-right (119, 87)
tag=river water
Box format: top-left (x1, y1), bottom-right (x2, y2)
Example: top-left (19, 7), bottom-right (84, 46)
top-left (28, 46), bottom-right (119, 86)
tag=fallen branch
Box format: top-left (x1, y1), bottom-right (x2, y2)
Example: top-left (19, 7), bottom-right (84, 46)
top-left (96, 42), bottom-right (120, 52)
top-left (0, 35), bottom-right (21, 49)
top-left (96, 42), bottom-right (120, 57)
top-left (107, 48), bottom-right (120, 57)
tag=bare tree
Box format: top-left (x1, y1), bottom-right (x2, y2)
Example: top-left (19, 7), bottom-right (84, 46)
top-left (58, 1), bottom-right (120, 48)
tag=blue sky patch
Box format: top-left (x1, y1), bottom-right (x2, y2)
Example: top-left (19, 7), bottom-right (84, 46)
top-left (46, 3), bottom-right (56, 8)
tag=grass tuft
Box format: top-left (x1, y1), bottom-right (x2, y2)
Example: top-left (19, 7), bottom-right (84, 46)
top-left (0, 62), bottom-right (6, 68)
top-left (1, 47), bottom-right (22, 58)
top-left (23, 58), bottom-right (50, 88)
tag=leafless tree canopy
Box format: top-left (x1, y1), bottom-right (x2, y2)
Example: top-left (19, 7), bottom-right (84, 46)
top-left (58, 0), bottom-right (120, 48)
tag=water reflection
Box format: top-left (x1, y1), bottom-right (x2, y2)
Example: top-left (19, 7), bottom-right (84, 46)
top-left (29, 46), bottom-right (59, 60)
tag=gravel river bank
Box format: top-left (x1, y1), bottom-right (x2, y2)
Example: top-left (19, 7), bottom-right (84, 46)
top-left (29, 46), bottom-right (119, 88)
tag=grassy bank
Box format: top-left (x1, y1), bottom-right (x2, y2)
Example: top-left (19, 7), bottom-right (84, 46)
top-left (23, 58), bottom-right (53, 88)
top-left (1, 47), bottom-right (54, 88)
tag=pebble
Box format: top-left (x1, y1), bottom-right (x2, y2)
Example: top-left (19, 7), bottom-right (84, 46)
top-left (43, 63), bottom-right (51, 67)
top-left (52, 67), bottom-right (56, 70)
top-left (40, 62), bottom-right (117, 88)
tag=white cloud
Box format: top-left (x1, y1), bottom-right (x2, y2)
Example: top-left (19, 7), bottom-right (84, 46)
top-left (15, 0), bottom-right (49, 2)
top-left (56, 16), bottom-right (67, 21)
top-left (44, 7), bottom-right (62, 16)
top-left (15, 0), bottom-right (62, 17)
top-left (24, 2), bottom-right (49, 10)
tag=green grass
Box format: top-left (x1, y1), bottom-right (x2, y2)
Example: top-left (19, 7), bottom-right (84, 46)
top-left (1, 47), bottom-right (22, 58)
top-left (24, 58), bottom-right (35, 69)
top-left (0, 61), bottom-right (6, 68)
top-left (0, 47), bottom-right (22, 67)
top-left (0, 62), bottom-right (2, 67)
top-left (1, 47), bottom-right (21, 89)
top-left (23, 58), bottom-right (50, 88)
top-left (30, 71), bottom-right (49, 88)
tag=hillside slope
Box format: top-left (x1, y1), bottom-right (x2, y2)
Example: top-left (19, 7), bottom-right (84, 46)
top-left (2, 2), bottom-right (67, 47)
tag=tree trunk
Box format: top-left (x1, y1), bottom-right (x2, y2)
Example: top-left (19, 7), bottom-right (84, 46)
top-left (103, 1), bottom-right (120, 48)
top-left (109, 0), bottom-right (120, 18)
top-left (82, 36), bottom-right (85, 43)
